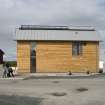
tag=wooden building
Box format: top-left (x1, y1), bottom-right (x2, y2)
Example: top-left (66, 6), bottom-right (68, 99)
top-left (14, 25), bottom-right (101, 73)
top-left (0, 49), bottom-right (4, 64)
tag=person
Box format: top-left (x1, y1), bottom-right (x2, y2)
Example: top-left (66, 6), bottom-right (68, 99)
top-left (6, 63), bottom-right (10, 77)
top-left (8, 67), bottom-right (14, 77)
top-left (2, 63), bottom-right (8, 78)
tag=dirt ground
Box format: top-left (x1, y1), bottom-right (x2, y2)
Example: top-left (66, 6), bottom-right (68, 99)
top-left (0, 77), bottom-right (105, 105)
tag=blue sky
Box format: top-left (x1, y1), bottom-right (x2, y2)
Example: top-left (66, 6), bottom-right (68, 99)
top-left (0, 0), bottom-right (105, 61)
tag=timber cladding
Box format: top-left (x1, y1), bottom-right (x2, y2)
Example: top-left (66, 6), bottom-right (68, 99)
top-left (36, 42), bottom-right (99, 73)
top-left (17, 41), bottom-right (30, 73)
top-left (17, 41), bottom-right (99, 73)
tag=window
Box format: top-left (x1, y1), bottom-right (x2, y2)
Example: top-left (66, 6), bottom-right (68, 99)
top-left (72, 42), bottom-right (82, 56)
top-left (30, 42), bottom-right (37, 57)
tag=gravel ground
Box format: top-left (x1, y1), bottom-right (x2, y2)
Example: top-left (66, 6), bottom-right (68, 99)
top-left (0, 76), bottom-right (105, 105)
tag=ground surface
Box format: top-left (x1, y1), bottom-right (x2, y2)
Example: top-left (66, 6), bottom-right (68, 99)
top-left (0, 75), bottom-right (105, 105)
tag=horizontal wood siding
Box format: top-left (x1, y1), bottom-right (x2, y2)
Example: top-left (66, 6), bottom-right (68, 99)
top-left (36, 42), bottom-right (99, 73)
top-left (17, 41), bottom-right (30, 73)
top-left (17, 41), bottom-right (99, 73)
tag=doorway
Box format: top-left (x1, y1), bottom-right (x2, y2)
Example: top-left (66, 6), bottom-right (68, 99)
top-left (30, 42), bottom-right (37, 73)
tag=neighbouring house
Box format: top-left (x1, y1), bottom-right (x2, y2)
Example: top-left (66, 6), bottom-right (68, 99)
top-left (0, 49), bottom-right (4, 64)
top-left (14, 25), bottom-right (101, 73)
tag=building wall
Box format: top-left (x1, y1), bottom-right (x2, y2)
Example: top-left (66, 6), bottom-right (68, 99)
top-left (36, 41), bottom-right (99, 73)
top-left (17, 41), bottom-right (99, 73)
top-left (0, 55), bottom-right (3, 64)
top-left (17, 41), bottom-right (30, 73)
top-left (0, 51), bottom-right (4, 64)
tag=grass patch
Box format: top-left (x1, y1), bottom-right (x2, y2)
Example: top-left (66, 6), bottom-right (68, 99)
top-left (0, 95), bottom-right (43, 105)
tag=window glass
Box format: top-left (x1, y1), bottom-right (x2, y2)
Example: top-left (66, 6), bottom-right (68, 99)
top-left (30, 42), bottom-right (36, 56)
top-left (72, 42), bottom-right (82, 56)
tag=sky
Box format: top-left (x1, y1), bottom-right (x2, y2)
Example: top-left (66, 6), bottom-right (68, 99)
top-left (0, 0), bottom-right (105, 61)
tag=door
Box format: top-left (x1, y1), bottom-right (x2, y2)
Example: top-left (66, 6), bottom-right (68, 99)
top-left (30, 42), bottom-right (37, 73)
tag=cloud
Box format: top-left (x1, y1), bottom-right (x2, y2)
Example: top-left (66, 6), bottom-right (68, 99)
top-left (1, 0), bottom-right (105, 26)
top-left (0, 0), bottom-right (105, 60)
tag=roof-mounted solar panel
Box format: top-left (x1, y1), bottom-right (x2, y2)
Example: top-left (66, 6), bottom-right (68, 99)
top-left (20, 25), bottom-right (69, 30)
top-left (20, 25), bottom-right (95, 31)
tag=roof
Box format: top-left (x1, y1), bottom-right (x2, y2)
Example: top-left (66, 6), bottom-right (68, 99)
top-left (14, 25), bottom-right (102, 41)
top-left (0, 49), bottom-right (4, 55)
